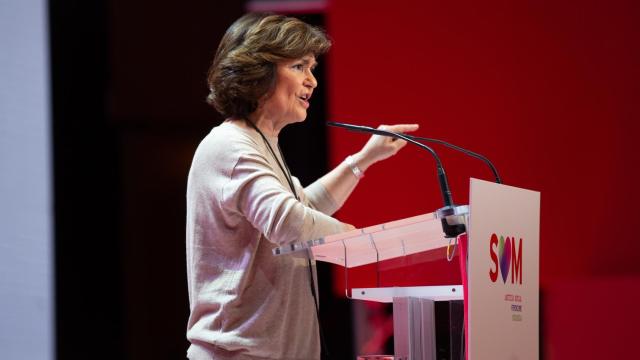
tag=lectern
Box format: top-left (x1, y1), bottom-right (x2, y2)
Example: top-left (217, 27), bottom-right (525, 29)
top-left (274, 179), bottom-right (540, 360)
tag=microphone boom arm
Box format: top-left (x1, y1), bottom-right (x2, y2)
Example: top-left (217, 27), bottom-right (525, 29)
top-left (327, 122), bottom-right (455, 208)
top-left (411, 135), bottom-right (502, 184)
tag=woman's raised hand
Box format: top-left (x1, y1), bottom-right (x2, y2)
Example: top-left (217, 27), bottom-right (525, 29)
top-left (352, 124), bottom-right (420, 171)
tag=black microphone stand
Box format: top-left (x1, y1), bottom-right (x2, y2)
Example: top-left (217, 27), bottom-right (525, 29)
top-left (327, 122), bottom-right (467, 238)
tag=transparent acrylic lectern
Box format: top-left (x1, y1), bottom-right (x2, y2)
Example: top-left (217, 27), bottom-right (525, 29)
top-left (273, 207), bottom-right (468, 360)
top-left (273, 179), bottom-right (541, 360)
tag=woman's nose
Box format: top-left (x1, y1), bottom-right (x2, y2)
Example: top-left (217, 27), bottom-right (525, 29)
top-left (305, 70), bottom-right (317, 89)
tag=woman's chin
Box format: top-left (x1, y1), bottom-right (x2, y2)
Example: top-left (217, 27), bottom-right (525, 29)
top-left (290, 114), bottom-right (307, 124)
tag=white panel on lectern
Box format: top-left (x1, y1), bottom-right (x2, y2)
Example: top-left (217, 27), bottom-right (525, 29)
top-left (467, 178), bottom-right (540, 360)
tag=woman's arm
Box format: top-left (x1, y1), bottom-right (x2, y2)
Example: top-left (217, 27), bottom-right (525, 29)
top-left (317, 124), bottom-right (419, 208)
top-left (223, 149), bottom-right (353, 245)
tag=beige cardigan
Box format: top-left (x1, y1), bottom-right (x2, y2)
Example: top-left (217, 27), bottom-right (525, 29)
top-left (186, 120), bottom-right (346, 360)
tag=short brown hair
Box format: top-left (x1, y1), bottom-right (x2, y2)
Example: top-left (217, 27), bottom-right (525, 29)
top-left (206, 13), bottom-right (331, 119)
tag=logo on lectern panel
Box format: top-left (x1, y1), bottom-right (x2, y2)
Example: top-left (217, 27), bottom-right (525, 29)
top-left (489, 233), bottom-right (523, 284)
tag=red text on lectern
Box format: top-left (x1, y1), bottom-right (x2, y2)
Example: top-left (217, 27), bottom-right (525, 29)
top-left (489, 233), bottom-right (523, 284)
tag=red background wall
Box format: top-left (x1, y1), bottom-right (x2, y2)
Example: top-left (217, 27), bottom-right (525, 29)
top-left (325, 0), bottom-right (640, 358)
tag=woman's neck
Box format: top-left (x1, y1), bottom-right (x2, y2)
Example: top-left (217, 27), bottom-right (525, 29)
top-left (246, 109), bottom-right (285, 138)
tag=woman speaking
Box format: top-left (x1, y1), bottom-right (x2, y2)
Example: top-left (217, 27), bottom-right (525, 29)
top-left (186, 13), bottom-right (418, 360)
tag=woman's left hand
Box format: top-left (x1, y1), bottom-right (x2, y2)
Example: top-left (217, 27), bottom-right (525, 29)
top-left (351, 124), bottom-right (420, 171)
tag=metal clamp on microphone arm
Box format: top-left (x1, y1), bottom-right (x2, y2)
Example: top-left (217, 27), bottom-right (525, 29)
top-left (327, 121), bottom-right (467, 238)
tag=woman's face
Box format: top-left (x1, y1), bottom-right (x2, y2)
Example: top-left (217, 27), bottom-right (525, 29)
top-left (261, 54), bottom-right (318, 126)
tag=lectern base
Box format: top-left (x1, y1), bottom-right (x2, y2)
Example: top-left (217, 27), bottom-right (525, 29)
top-left (393, 298), bottom-right (464, 360)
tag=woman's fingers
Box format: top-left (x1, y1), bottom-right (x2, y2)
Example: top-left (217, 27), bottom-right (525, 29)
top-left (356, 123), bottom-right (422, 167)
top-left (379, 123), bottom-right (420, 135)
top-left (378, 123), bottom-right (419, 152)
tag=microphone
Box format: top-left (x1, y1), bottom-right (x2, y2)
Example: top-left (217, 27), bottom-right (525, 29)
top-left (328, 121), bottom-right (501, 184)
top-left (406, 135), bottom-right (501, 184)
top-left (327, 121), bottom-right (466, 238)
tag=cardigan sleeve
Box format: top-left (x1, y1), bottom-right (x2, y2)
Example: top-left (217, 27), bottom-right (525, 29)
top-left (221, 151), bottom-right (345, 246)
top-left (300, 179), bottom-right (340, 216)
